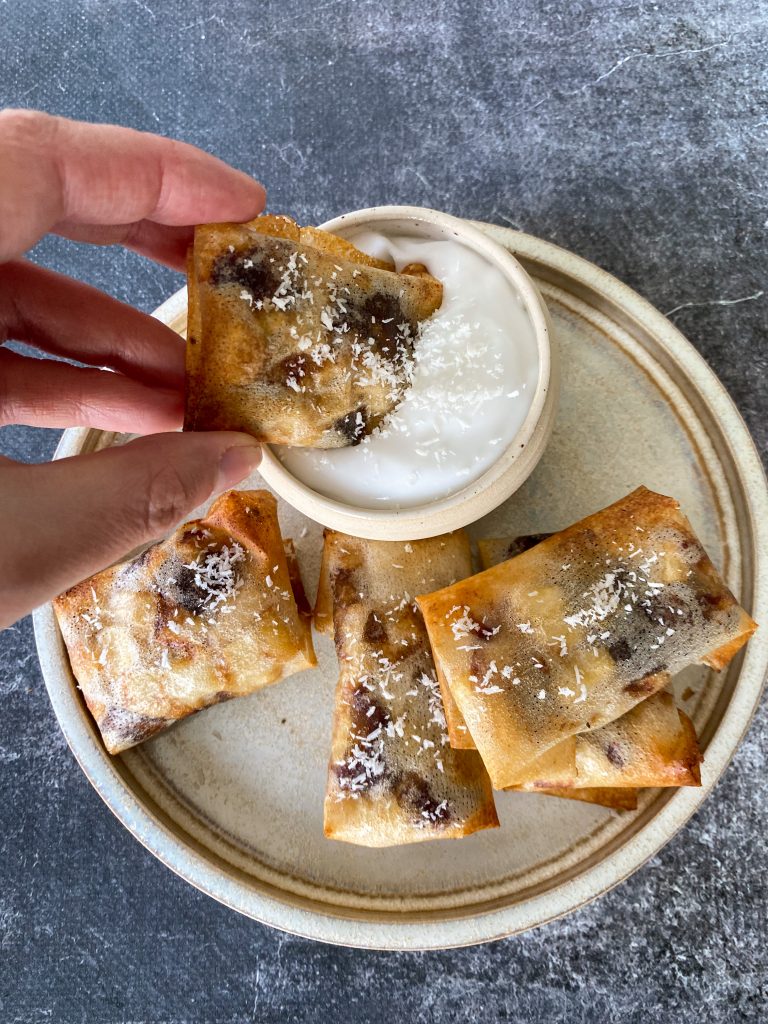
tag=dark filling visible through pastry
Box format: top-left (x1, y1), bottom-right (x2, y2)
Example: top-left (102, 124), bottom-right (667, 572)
top-left (391, 770), bottom-right (452, 827)
top-left (166, 563), bottom-right (209, 615)
top-left (505, 533), bottom-right (552, 558)
top-left (210, 245), bottom-right (283, 302)
top-left (334, 408), bottom-right (369, 445)
top-left (363, 611), bottom-right (388, 645)
top-left (343, 291), bottom-right (417, 362)
top-left (330, 567), bottom-right (361, 610)
top-left (605, 741), bottom-right (626, 768)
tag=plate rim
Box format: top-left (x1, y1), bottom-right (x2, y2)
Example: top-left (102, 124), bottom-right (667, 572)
top-left (33, 223), bottom-right (768, 950)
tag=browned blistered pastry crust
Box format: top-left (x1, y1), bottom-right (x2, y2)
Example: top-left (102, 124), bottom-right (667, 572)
top-left (417, 488), bottom-right (754, 789)
top-left (479, 533), bottom-right (703, 794)
top-left (538, 787), bottom-right (639, 810)
top-left (184, 215), bottom-right (443, 447)
top-left (506, 691), bottom-right (702, 791)
top-left (54, 490), bottom-right (316, 754)
top-left (321, 530), bottom-right (498, 847)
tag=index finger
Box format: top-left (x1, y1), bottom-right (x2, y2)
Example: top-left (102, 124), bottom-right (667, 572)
top-left (0, 110), bottom-right (267, 262)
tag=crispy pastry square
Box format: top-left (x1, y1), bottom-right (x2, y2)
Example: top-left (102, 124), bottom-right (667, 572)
top-left (506, 691), bottom-right (702, 791)
top-left (440, 533), bottom-right (555, 749)
top-left (475, 533), bottom-right (703, 795)
top-left (54, 490), bottom-right (316, 754)
top-left (322, 530), bottom-right (498, 847)
top-left (184, 215), bottom-right (443, 447)
top-left (417, 488), bottom-right (755, 789)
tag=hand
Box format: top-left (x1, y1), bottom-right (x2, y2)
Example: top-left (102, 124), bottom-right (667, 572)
top-left (0, 110), bottom-right (267, 628)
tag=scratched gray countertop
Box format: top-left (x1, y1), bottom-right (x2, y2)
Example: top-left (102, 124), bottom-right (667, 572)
top-left (2, 1), bottom-right (767, 1021)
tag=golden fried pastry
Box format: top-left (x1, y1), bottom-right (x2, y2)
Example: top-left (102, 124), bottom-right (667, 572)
top-left (322, 530), bottom-right (498, 847)
top-left (539, 787), bottom-right (639, 810)
top-left (440, 533), bottom-right (555, 749)
top-left (478, 533), bottom-right (704, 797)
top-left (507, 691), bottom-right (701, 791)
top-left (54, 490), bottom-right (316, 754)
top-left (312, 534), bottom-right (334, 635)
top-left (417, 488), bottom-right (755, 789)
top-left (184, 215), bottom-right (443, 447)
top-left (573, 692), bottom-right (701, 787)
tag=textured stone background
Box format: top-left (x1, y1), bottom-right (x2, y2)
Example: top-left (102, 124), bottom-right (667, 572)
top-left (1, 1), bottom-right (767, 1021)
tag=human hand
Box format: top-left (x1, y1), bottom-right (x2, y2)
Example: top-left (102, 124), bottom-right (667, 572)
top-left (0, 110), bottom-right (267, 628)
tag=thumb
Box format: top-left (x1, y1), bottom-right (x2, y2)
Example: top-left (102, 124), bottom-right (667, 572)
top-left (0, 430), bottom-right (262, 627)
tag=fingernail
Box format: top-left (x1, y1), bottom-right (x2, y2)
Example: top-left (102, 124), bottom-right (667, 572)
top-left (215, 443), bottom-right (262, 492)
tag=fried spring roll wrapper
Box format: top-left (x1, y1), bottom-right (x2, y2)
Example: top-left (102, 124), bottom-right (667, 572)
top-left (418, 488), bottom-right (755, 789)
top-left (54, 491), bottom-right (316, 755)
top-left (313, 534), bottom-right (334, 635)
top-left (477, 534), bottom-right (704, 793)
top-left (506, 691), bottom-right (701, 790)
top-left (323, 531), bottom-right (498, 847)
top-left (185, 214), bottom-right (443, 447)
top-left (440, 533), bottom-right (556, 748)
top-left (538, 787), bottom-right (639, 811)
top-left (435, 658), bottom-right (477, 749)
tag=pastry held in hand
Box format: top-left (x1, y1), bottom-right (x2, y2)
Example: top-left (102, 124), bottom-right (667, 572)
top-left (54, 491), bottom-right (316, 755)
top-left (322, 530), bottom-right (498, 847)
top-left (184, 215), bottom-right (443, 447)
top-left (417, 487), bottom-right (755, 789)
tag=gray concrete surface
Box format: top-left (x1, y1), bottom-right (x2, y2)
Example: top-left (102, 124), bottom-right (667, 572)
top-left (1, 1), bottom-right (766, 1021)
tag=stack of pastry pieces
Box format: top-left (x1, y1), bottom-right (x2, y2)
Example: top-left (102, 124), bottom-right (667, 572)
top-left (319, 487), bottom-right (755, 844)
top-left (442, 533), bottom-right (698, 811)
top-left (416, 487), bottom-right (756, 812)
top-left (55, 481), bottom-right (756, 844)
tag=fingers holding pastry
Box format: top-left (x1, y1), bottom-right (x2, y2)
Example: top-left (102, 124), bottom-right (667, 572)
top-left (0, 349), bottom-right (183, 432)
top-left (0, 260), bottom-right (186, 389)
top-left (0, 430), bottom-right (262, 628)
top-left (0, 109), bottom-right (266, 264)
top-left (56, 221), bottom-right (199, 272)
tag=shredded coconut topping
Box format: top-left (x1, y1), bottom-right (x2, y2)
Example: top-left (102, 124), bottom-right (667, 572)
top-left (182, 542), bottom-right (246, 614)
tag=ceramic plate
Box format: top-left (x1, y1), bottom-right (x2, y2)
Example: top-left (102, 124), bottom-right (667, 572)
top-left (34, 224), bottom-right (768, 950)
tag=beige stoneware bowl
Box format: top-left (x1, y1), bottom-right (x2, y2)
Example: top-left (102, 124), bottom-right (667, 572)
top-left (34, 223), bottom-right (768, 950)
top-left (257, 206), bottom-right (558, 540)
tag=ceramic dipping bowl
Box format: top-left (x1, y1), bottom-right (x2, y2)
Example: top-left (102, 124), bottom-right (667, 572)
top-left (257, 205), bottom-right (558, 540)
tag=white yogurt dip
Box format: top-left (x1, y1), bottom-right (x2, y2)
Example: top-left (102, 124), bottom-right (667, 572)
top-left (275, 230), bottom-right (539, 510)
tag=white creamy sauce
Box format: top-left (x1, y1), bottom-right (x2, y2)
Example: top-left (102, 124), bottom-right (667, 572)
top-left (276, 231), bottom-right (539, 509)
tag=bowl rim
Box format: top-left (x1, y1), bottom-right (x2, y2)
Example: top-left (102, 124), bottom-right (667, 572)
top-left (256, 205), bottom-right (554, 534)
top-left (33, 223), bottom-right (768, 951)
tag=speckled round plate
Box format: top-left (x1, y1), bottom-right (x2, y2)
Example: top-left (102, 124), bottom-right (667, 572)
top-left (33, 224), bottom-right (768, 950)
